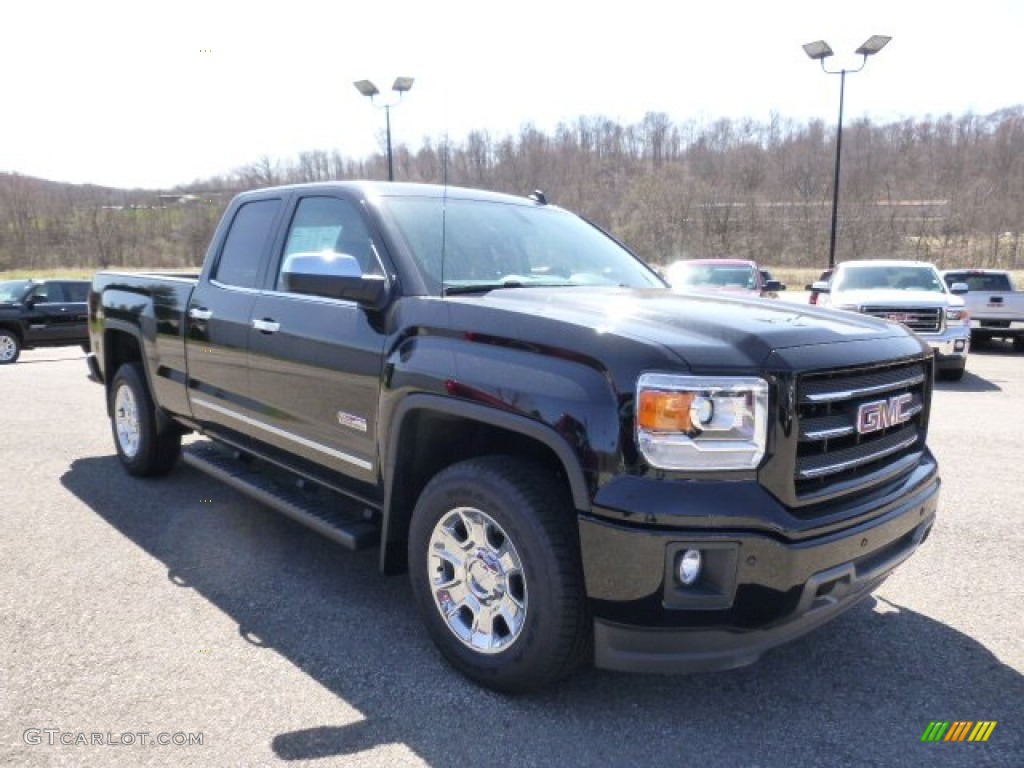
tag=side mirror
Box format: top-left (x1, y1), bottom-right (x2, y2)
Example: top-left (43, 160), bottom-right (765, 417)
top-left (811, 281), bottom-right (831, 293)
top-left (281, 252), bottom-right (389, 309)
top-left (764, 280), bottom-right (785, 292)
top-left (949, 282), bottom-right (969, 295)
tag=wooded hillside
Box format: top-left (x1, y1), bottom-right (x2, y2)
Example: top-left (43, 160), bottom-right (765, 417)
top-left (2, 107), bottom-right (1021, 272)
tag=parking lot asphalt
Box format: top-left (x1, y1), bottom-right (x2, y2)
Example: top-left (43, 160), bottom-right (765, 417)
top-left (2, 344), bottom-right (1022, 767)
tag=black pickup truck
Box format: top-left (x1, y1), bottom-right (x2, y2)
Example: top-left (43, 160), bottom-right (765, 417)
top-left (88, 182), bottom-right (940, 692)
top-left (0, 278), bottom-right (91, 364)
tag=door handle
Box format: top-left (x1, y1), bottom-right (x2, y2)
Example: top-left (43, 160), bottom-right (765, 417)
top-left (189, 308), bottom-right (213, 321)
top-left (252, 318), bottom-right (280, 334)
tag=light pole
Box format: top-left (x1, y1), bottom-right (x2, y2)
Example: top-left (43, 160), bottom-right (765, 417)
top-left (353, 77), bottom-right (415, 182)
top-left (803, 35), bottom-right (891, 269)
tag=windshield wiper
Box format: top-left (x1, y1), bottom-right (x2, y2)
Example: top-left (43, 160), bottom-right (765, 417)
top-left (443, 279), bottom-right (575, 296)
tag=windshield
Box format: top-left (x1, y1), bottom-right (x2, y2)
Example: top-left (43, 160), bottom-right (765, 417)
top-left (835, 265), bottom-right (945, 293)
top-left (667, 262), bottom-right (757, 290)
top-left (0, 280), bottom-right (31, 303)
top-left (381, 197), bottom-right (664, 294)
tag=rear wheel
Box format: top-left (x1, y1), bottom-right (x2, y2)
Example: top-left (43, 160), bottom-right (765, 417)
top-left (109, 363), bottom-right (181, 476)
top-left (0, 329), bottom-right (20, 364)
top-left (1014, 337), bottom-right (1024, 353)
top-left (408, 456), bottom-right (590, 693)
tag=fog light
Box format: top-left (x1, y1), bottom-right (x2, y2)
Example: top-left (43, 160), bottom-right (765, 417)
top-left (678, 549), bottom-right (702, 586)
top-left (954, 339), bottom-right (965, 352)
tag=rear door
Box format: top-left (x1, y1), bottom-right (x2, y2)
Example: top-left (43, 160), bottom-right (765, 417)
top-left (245, 192), bottom-right (389, 491)
top-left (57, 281), bottom-right (90, 343)
top-left (185, 195), bottom-right (286, 448)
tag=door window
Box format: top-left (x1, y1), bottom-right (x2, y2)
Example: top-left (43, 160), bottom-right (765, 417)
top-left (214, 199), bottom-right (282, 289)
top-left (277, 197), bottom-right (381, 292)
top-left (63, 282), bottom-right (89, 302)
top-left (31, 284), bottom-right (64, 303)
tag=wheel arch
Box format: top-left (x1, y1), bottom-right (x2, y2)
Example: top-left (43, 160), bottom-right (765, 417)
top-left (378, 394), bottom-right (591, 574)
top-left (0, 322), bottom-right (24, 343)
top-left (100, 325), bottom-right (173, 436)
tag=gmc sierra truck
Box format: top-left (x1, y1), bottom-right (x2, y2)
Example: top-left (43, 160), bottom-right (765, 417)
top-left (811, 260), bottom-right (971, 381)
top-left (941, 269), bottom-right (1024, 351)
top-left (88, 182), bottom-right (940, 693)
top-left (0, 278), bottom-right (91, 364)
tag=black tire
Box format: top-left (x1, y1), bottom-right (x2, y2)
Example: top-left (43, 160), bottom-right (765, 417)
top-left (0, 329), bottom-right (21, 364)
top-left (1014, 337), bottom-right (1024, 353)
top-left (80, 342), bottom-right (91, 354)
top-left (109, 363), bottom-right (181, 476)
top-left (408, 456), bottom-right (591, 694)
top-left (938, 365), bottom-right (965, 382)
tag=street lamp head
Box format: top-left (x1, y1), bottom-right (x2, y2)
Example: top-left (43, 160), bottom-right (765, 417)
top-left (353, 79), bottom-right (379, 98)
top-left (392, 76), bottom-right (415, 93)
top-left (855, 35), bottom-right (892, 56)
top-left (802, 40), bottom-right (834, 61)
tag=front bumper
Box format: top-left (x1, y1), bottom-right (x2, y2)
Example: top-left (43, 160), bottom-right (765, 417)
top-left (85, 352), bottom-right (103, 383)
top-left (581, 468), bottom-right (939, 674)
top-left (921, 326), bottom-right (970, 366)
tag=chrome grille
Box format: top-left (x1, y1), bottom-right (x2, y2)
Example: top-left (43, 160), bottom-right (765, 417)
top-left (861, 305), bottom-right (942, 333)
top-left (794, 358), bottom-right (930, 508)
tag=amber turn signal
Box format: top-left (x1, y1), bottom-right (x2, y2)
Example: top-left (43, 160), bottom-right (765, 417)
top-left (637, 390), bottom-right (695, 432)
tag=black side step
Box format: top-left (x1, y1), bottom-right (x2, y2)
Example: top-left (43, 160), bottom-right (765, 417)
top-left (182, 443), bottom-right (379, 551)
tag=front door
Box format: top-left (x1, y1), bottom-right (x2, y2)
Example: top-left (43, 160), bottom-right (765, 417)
top-left (246, 194), bottom-right (389, 492)
top-left (22, 283), bottom-right (79, 344)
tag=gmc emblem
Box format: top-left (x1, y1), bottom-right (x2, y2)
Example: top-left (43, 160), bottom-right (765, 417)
top-left (857, 393), bottom-right (913, 435)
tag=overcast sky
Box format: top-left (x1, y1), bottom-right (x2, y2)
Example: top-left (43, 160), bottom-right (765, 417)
top-left (2, 0), bottom-right (1020, 189)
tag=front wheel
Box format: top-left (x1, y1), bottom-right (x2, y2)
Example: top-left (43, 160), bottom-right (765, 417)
top-left (938, 364), bottom-right (966, 382)
top-left (109, 363), bottom-right (181, 476)
top-left (408, 456), bottom-right (590, 693)
top-left (0, 329), bottom-right (21, 364)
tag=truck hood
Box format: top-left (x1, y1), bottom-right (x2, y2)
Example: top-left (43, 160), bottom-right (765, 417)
top-left (448, 287), bottom-right (914, 370)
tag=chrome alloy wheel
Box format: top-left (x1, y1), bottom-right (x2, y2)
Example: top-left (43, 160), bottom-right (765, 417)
top-left (0, 334), bottom-right (17, 362)
top-left (428, 506), bottom-right (527, 654)
top-left (114, 383), bottom-right (141, 458)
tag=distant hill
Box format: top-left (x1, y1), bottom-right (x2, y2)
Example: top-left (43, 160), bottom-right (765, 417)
top-left (0, 172), bottom-right (232, 271)
top-left (3, 106), bottom-right (1022, 272)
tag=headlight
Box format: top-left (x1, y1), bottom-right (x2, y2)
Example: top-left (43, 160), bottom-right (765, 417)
top-left (636, 374), bottom-right (769, 470)
top-left (946, 307), bottom-right (968, 322)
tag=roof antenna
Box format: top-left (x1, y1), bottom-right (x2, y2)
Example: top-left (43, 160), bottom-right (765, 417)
top-left (528, 190), bottom-right (547, 205)
top-left (440, 129), bottom-right (449, 295)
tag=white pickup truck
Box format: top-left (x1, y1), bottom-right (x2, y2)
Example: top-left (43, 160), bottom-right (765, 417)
top-left (941, 269), bottom-right (1024, 351)
top-left (813, 260), bottom-right (971, 380)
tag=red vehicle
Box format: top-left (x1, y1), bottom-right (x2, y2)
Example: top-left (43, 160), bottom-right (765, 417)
top-left (807, 269), bottom-right (834, 305)
top-left (665, 259), bottom-right (785, 298)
